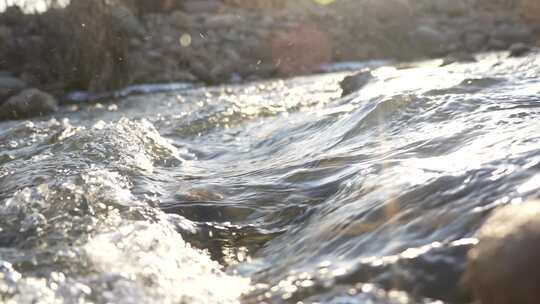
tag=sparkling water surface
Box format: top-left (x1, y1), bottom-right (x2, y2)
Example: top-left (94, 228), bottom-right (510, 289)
top-left (1, 52), bottom-right (540, 303)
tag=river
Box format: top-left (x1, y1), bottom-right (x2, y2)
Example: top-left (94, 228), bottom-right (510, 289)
top-left (1, 52), bottom-right (540, 303)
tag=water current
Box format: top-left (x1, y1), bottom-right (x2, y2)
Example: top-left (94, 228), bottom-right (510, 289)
top-left (1, 52), bottom-right (540, 303)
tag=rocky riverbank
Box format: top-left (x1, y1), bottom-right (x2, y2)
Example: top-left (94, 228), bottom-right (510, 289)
top-left (0, 0), bottom-right (539, 120)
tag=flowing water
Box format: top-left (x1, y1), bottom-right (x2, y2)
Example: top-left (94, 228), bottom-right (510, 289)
top-left (1, 52), bottom-right (540, 304)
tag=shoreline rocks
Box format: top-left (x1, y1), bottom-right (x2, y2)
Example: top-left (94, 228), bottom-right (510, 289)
top-left (0, 0), bottom-right (537, 100)
top-left (0, 88), bottom-right (58, 120)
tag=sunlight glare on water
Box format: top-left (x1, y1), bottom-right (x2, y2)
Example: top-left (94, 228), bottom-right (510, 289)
top-left (1, 52), bottom-right (540, 303)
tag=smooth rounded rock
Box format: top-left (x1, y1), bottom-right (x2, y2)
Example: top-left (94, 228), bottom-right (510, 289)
top-left (465, 201), bottom-right (540, 304)
top-left (0, 88), bottom-right (58, 120)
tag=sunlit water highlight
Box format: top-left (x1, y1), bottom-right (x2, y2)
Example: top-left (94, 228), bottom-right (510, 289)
top-left (1, 52), bottom-right (540, 303)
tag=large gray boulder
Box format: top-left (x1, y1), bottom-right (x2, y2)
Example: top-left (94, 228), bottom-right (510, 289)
top-left (0, 88), bottom-right (58, 120)
top-left (465, 201), bottom-right (540, 304)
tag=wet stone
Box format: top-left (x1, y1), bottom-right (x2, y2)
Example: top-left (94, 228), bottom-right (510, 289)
top-left (0, 88), bottom-right (57, 121)
top-left (340, 71), bottom-right (373, 97)
top-left (466, 201), bottom-right (540, 304)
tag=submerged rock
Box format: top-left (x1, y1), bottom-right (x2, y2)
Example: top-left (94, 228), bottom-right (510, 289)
top-left (340, 71), bottom-right (373, 96)
top-left (465, 201), bottom-right (540, 304)
top-left (0, 88), bottom-right (57, 120)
